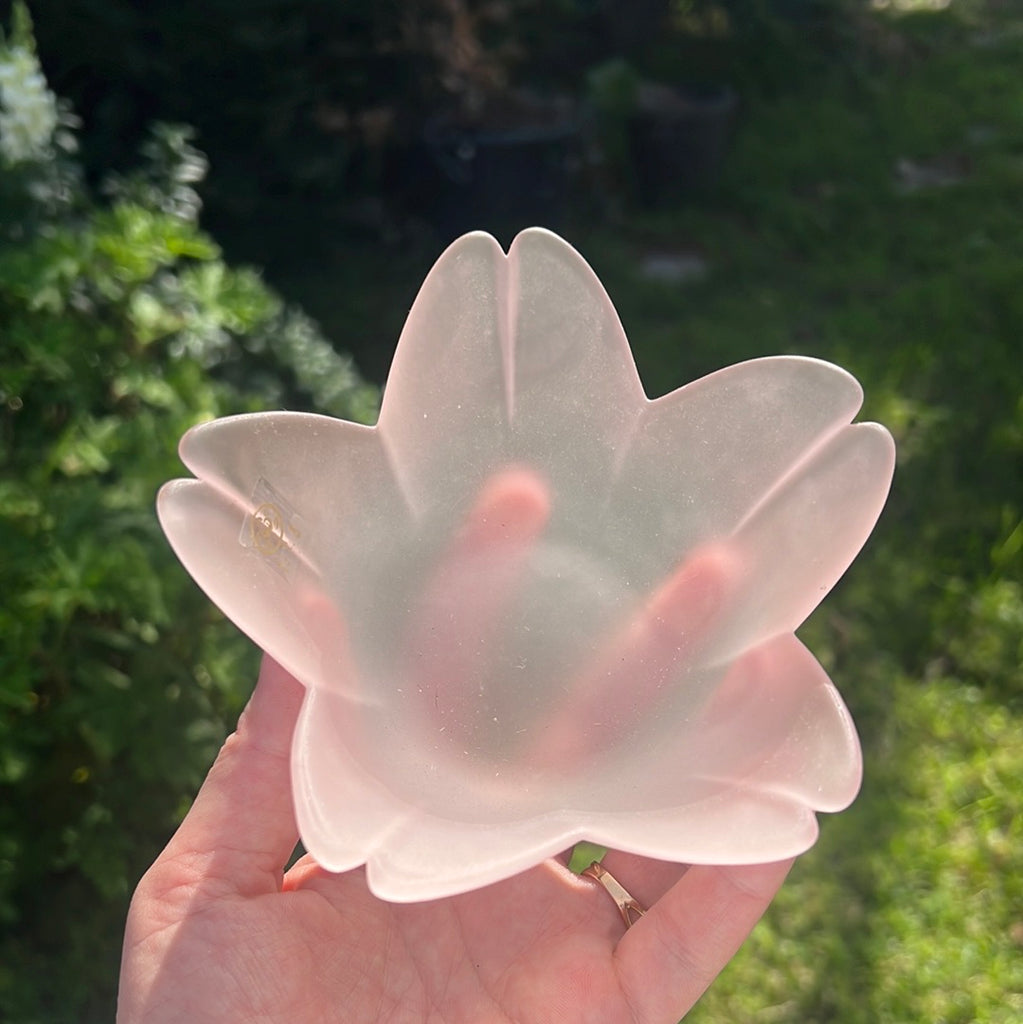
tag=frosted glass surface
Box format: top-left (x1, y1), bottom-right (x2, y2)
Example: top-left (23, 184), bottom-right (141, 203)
top-left (158, 228), bottom-right (895, 901)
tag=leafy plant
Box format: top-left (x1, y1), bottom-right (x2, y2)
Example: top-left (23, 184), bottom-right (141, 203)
top-left (0, 8), bottom-right (376, 1019)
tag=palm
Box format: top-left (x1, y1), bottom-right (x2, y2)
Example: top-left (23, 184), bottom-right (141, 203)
top-left (118, 659), bottom-right (788, 1024)
top-left (286, 866), bottom-right (622, 1020)
top-left (143, 861), bottom-right (635, 1021)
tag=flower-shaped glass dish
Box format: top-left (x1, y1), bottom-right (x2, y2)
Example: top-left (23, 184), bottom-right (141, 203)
top-left (158, 228), bottom-right (895, 901)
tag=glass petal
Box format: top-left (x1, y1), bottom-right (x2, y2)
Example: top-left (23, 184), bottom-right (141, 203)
top-left (704, 421), bottom-right (896, 663)
top-left (605, 356), bottom-right (866, 585)
top-left (378, 229), bottom-right (645, 521)
top-left (613, 634), bottom-right (860, 813)
top-left (292, 688), bottom-right (408, 872)
top-left (158, 479), bottom-right (360, 698)
top-left (177, 412), bottom-right (402, 578)
top-left (590, 792), bottom-right (820, 865)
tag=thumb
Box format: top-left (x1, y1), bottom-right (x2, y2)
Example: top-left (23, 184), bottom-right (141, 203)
top-left (162, 655), bottom-right (306, 896)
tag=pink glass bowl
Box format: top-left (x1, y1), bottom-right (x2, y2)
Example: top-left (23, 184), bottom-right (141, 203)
top-left (158, 228), bottom-right (896, 901)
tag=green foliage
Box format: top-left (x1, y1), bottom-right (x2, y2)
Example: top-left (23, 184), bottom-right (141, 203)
top-left (0, 17), bottom-right (377, 1020)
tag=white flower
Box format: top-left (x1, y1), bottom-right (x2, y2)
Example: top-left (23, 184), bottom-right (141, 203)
top-left (0, 43), bottom-right (59, 164)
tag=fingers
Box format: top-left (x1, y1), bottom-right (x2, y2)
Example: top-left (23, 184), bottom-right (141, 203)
top-left (404, 468), bottom-right (737, 778)
top-left (404, 467), bottom-right (551, 745)
top-left (161, 655), bottom-right (306, 897)
top-left (614, 858), bottom-right (794, 1023)
top-left (530, 543), bottom-right (737, 769)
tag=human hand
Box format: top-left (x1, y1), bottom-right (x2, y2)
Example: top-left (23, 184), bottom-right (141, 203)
top-left (117, 652), bottom-right (790, 1024)
top-left (121, 466), bottom-right (793, 1022)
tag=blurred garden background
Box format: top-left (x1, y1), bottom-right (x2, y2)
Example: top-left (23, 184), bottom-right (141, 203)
top-left (1, 0), bottom-right (1020, 1020)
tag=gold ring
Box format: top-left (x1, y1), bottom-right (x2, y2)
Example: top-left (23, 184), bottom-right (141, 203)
top-left (582, 861), bottom-right (646, 928)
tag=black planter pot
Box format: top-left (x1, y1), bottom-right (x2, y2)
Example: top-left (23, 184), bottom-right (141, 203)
top-left (407, 104), bottom-right (580, 241)
top-left (628, 83), bottom-right (738, 205)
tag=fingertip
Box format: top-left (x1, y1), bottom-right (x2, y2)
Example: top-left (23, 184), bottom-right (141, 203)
top-left (257, 652), bottom-right (307, 704)
top-left (645, 540), bottom-right (738, 645)
top-left (718, 856), bottom-right (796, 902)
top-left (239, 654), bottom-right (308, 759)
top-left (466, 465), bottom-right (552, 543)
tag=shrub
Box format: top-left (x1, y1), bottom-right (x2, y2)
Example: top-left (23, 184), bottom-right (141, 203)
top-left (0, 7), bottom-right (377, 1020)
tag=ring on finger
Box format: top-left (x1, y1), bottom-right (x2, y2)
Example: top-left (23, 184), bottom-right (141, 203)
top-left (582, 861), bottom-right (646, 929)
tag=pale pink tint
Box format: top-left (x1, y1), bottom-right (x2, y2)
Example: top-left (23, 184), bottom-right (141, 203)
top-left (158, 228), bottom-right (895, 901)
